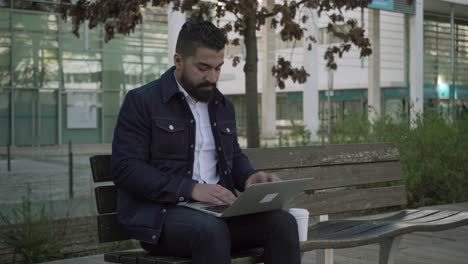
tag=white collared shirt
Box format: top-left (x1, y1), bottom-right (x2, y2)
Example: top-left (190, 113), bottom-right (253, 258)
top-left (175, 75), bottom-right (219, 184)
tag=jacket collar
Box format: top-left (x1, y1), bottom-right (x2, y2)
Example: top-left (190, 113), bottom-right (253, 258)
top-left (160, 66), bottom-right (226, 105)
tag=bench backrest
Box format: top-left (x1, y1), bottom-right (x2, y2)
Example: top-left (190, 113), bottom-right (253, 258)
top-left (90, 143), bottom-right (405, 243)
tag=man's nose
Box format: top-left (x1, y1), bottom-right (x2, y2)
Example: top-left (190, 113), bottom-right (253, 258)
top-left (205, 69), bottom-right (218, 83)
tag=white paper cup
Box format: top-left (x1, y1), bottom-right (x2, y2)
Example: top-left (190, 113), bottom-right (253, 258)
top-left (288, 208), bottom-right (309, 242)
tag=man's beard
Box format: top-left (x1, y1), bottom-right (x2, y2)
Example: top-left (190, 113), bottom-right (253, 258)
top-left (180, 70), bottom-right (216, 103)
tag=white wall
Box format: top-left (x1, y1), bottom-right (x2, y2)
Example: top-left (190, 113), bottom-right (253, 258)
top-left (218, 9), bottom-right (406, 95)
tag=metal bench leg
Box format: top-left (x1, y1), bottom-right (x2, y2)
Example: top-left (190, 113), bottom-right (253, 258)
top-left (379, 237), bottom-right (401, 264)
top-left (316, 249), bottom-right (334, 264)
top-left (315, 215), bottom-right (333, 264)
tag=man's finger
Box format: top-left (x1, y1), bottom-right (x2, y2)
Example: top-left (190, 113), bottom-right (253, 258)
top-left (270, 174), bottom-right (281, 181)
top-left (245, 178), bottom-right (255, 188)
top-left (213, 186), bottom-right (236, 205)
top-left (209, 194), bottom-right (224, 205)
top-left (213, 192), bottom-right (233, 204)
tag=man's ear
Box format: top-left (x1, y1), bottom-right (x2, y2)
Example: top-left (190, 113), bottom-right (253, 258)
top-left (174, 53), bottom-right (183, 67)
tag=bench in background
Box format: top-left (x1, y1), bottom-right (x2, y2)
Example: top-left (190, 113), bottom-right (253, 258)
top-left (90, 143), bottom-right (468, 264)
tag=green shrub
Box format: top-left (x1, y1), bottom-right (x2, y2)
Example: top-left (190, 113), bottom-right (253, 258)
top-left (329, 113), bottom-right (372, 143)
top-left (278, 120), bottom-right (312, 147)
top-left (108, 240), bottom-right (139, 251)
top-left (0, 186), bottom-right (66, 263)
top-left (329, 111), bottom-right (468, 207)
top-left (398, 114), bottom-right (468, 206)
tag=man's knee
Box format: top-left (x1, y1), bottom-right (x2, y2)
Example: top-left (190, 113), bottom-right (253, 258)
top-left (193, 216), bottom-right (230, 247)
top-left (270, 210), bottom-right (299, 239)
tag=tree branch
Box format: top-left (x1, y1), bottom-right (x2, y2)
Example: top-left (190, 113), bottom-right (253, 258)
top-left (259, 0), bottom-right (309, 19)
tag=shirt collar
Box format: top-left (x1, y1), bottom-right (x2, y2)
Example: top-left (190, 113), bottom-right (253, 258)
top-left (174, 71), bottom-right (199, 105)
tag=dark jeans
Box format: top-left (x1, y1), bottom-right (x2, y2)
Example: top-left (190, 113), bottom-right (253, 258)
top-left (140, 206), bottom-right (300, 264)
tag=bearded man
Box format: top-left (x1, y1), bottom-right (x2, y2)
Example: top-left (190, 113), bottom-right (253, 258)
top-left (111, 19), bottom-right (300, 264)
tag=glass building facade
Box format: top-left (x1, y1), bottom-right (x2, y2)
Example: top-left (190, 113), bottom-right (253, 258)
top-left (424, 13), bottom-right (468, 117)
top-left (0, 1), bottom-right (169, 146)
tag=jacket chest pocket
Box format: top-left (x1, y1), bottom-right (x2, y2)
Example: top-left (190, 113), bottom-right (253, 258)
top-left (218, 121), bottom-right (236, 160)
top-left (152, 118), bottom-right (188, 159)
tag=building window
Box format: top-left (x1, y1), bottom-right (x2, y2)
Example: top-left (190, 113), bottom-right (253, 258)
top-left (319, 24), bottom-right (351, 45)
top-left (0, 5), bottom-right (169, 146)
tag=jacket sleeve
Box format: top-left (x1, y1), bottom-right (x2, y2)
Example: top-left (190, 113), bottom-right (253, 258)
top-left (111, 90), bottom-right (196, 204)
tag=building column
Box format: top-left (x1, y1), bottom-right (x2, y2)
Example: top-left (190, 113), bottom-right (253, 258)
top-left (409, 0), bottom-right (424, 125)
top-left (57, 18), bottom-right (63, 145)
top-left (261, 0), bottom-right (276, 138)
top-left (450, 4), bottom-right (456, 121)
top-left (368, 9), bottom-right (381, 122)
top-left (303, 9), bottom-right (320, 141)
top-left (167, 3), bottom-right (185, 66)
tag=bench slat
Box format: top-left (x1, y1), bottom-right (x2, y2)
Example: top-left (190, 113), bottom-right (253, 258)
top-left (308, 220), bottom-right (361, 232)
top-left (304, 221), bottom-right (406, 249)
top-left (90, 155), bottom-right (112, 182)
top-left (404, 210), bottom-right (460, 223)
top-left (244, 143), bottom-right (399, 170)
top-left (270, 161), bottom-right (403, 189)
top-left (105, 248), bottom-right (264, 264)
top-left (104, 251), bottom-right (144, 263)
top-left (405, 211), bottom-right (468, 228)
top-left (380, 209), bottom-right (431, 221)
top-left (97, 214), bottom-right (129, 243)
top-left (139, 251), bottom-right (263, 264)
top-left (95, 185), bottom-right (117, 214)
top-left (104, 251), bottom-right (190, 264)
top-left (138, 255), bottom-right (190, 264)
top-left (290, 185), bottom-right (407, 216)
top-left (120, 254), bottom-right (139, 264)
top-left (326, 221), bottom-right (389, 238)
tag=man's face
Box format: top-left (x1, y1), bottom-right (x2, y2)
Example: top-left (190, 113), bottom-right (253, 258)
top-left (174, 47), bottom-right (225, 102)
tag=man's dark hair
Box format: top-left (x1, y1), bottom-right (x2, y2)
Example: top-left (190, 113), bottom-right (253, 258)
top-left (175, 20), bottom-right (226, 57)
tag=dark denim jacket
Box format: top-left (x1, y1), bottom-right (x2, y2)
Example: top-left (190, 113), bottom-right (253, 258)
top-left (111, 66), bottom-right (256, 244)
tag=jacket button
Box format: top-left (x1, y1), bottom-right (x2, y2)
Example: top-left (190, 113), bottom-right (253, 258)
top-left (152, 235), bottom-right (156, 239)
top-left (218, 147), bottom-right (222, 151)
top-left (224, 170), bottom-right (228, 175)
top-left (169, 125), bottom-right (174, 130)
top-left (162, 209), bottom-right (167, 213)
top-left (190, 144), bottom-right (194, 149)
top-left (187, 170), bottom-right (192, 174)
top-left (179, 196), bottom-right (185, 202)
top-left (190, 119), bottom-right (194, 123)
top-left (226, 128), bottom-right (231, 133)
top-left (213, 122), bottom-right (217, 127)
top-left (215, 101), bottom-right (219, 104)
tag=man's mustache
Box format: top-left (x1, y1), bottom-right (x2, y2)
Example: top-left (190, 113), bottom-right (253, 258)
top-left (196, 82), bottom-right (216, 89)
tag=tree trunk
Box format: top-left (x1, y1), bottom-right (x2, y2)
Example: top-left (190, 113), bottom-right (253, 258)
top-left (243, 16), bottom-right (260, 148)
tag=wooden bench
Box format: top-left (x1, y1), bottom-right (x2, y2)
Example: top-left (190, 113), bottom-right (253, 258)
top-left (90, 143), bottom-right (468, 264)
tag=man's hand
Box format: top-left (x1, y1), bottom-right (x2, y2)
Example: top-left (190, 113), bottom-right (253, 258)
top-left (191, 184), bottom-right (237, 205)
top-left (245, 171), bottom-right (281, 189)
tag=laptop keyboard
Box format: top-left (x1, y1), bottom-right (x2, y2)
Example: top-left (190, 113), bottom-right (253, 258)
top-left (202, 204), bottom-right (230, 213)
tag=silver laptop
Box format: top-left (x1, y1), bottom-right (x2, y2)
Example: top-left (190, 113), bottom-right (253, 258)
top-left (180, 178), bottom-right (312, 218)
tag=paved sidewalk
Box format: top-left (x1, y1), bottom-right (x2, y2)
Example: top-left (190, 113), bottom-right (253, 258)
top-left (42, 202), bottom-right (468, 264)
